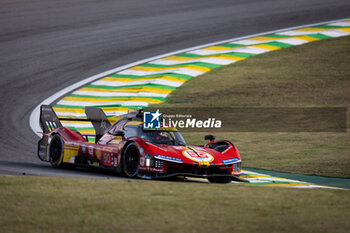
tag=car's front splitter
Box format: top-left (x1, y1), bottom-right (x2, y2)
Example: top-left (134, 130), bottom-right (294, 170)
top-left (138, 171), bottom-right (249, 182)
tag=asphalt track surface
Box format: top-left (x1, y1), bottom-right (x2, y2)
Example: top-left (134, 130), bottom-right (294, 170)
top-left (0, 0), bottom-right (349, 178)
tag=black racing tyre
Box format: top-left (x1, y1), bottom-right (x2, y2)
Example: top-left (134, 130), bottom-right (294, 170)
top-left (207, 176), bottom-right (233, 184)
top-left (49, 134), bottom-right (64, 168)
top-left (122, 143), bottom-right (140, 178)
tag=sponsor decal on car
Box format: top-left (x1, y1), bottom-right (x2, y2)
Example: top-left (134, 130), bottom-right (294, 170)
top-left (88, 146), bottom-right (94, 156)
top-left (222, 157), bottom-right (240, 164)
top-left (96, 149), bottom-right (101, 160)
top-left (155, 154), bottom-right (183, 163)
top-left (182, 150), bottom-right (214, 163)
top-left (117, 154), bottom-right (121, 166)
top-left (140, 157), bottom-right (145, 166)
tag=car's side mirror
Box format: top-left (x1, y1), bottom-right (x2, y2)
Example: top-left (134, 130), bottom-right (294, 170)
top-left (204, 135), bottom-right (215, 142)
top-left (112, 131), bottom-right (125, 137)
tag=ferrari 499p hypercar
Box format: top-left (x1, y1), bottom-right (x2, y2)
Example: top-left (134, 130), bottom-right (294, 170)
top-left (37, 105), bottom-right (243, 183)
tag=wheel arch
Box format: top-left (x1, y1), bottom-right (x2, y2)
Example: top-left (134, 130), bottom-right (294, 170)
top-left (121, 140), bottom-right (138, 157)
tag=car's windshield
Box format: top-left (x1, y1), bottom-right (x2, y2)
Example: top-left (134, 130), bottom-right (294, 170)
top-left (141, 130), bottom-right (186, 146)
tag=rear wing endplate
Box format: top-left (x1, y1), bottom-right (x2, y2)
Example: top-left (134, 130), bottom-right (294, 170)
top-left (39, 105), bottom-right (63, 133)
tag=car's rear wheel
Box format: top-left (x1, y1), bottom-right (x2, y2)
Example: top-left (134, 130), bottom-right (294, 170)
top-left (207, 176), bottom-right (232, 184)
top-left (122, 143), bottom-right (140, 178)
top-left (49, 134), bottom-right (64, 168)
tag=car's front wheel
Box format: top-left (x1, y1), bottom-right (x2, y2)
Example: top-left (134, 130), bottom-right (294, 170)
top-left (122, 143), bottom-right (140, 178)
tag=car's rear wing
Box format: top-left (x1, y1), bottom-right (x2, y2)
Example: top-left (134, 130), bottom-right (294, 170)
top-left (39, 105), bottom-right (111, 142)
top-left (85, 106), bottom-right (111, 142)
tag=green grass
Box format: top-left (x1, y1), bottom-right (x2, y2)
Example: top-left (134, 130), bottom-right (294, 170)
top-left (0, 176), bottom-right (349, 233)
top-left (155, 36), bottom-right (350, 178)
top-left (163, 37), bottom-right (350, 108)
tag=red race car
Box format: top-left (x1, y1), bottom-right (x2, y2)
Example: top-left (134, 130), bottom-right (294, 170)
top-left (37, 105), bottom-right (243, 183)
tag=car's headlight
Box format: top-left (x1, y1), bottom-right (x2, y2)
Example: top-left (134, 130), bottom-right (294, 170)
top-left (143, 154), bottom-right (164, 169)
top-left (144, 153), bottom-right (153, 167)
